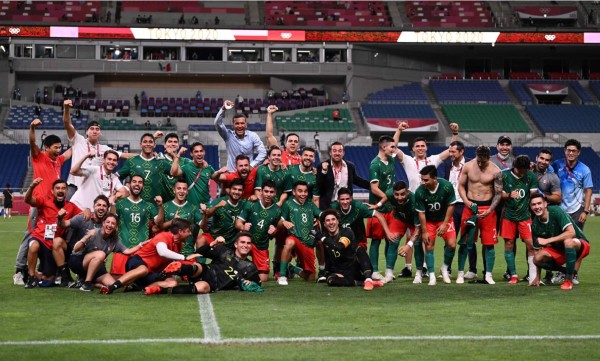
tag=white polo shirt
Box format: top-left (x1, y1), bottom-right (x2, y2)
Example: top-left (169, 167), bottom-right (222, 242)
top-left (70, 165), bottom-right (123, 211)
top-left (400, 154), bottom-right (442, 192)
top-left (68, 132), bottom-right (122, 187)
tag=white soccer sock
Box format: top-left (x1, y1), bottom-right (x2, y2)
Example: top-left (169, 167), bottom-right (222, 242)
top-left (527, 256), bottom-right (537, 282)
top-left (441, 264), bottom-right (449, 272)
top-left (405, 264), bottom-right (412, 270)
top-left (385, 268), bottom-right (393, 277)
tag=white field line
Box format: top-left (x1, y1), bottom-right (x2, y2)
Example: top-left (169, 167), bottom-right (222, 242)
top-left (197, 293), bottom-right (221, 342)
top-left (2, 335), bottom-right (600, 346)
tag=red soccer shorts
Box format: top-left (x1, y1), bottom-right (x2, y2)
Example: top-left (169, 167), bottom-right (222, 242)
top-left (461, 205), bottom-right (498, 245)
top-left (500, 218), bottom-right (532, 241)
top-left (424, 219), bottom-right (456, 241)
top-left (543, 239), bottom-right (590, 265)
top-left (250, 244), bottom-right (270, 273)
top-left (366, 211), bottom-right (406, 240)
top-left (287, 235), bottom-right (316, 274)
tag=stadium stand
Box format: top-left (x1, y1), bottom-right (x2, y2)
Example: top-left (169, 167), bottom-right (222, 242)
top-left (0, 1), bottom-right (101, 23)
top-left (442, 104), bottom-right (531, 133)
top-left (429, 80), bottom-right (511, 104)
top-left (0, 144), bottom-right (29, 190)
top-left (405, 1), bottom-right (494, 28)
top-left (265, 1), bottom-right (391, 27)
top-left (510, 80), bottom-right (595, 105)
top-left (365, 82), bottom-right (429, 103)
top-left (6, 105), bottom-right (89, 130)
top-left (276, 108), bottom-right (354, 132)
top-left (362, 104), bottom-right (436, 119)
top-left (526, 104), bottom-right (600, 134)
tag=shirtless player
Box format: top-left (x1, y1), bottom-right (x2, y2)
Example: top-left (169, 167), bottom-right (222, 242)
top-left (457, 145), bottom-right (503, 284)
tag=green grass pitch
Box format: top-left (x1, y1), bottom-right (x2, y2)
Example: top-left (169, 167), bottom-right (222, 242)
top-left (1, 215), bottom-right (599, 360)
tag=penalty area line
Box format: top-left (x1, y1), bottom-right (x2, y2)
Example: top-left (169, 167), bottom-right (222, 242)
top-left (2, 335), bottom-right (600, 346)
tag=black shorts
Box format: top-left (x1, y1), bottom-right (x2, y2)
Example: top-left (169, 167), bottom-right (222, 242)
top-left (68, 253), bottom-right (108, 281)
top-left (190, 265), bottom-right (236, 292)
top-left (31, 238), bottom-right (57, 276)
top-left (125, 255), bottom-right (162, 287)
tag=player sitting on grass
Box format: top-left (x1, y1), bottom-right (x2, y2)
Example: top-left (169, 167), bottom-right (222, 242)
top-left (101, 218), bottom-right (198, 294)
top-left (529, 194), bottom-right (591, 290)
top-left (145, 232), bottom-right (262, 294)
top-left (319, 209), bottom-right (384, 291)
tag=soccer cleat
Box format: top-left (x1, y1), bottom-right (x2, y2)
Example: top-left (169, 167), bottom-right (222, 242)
top-left (485, 274), bottom-right (496, 285)
top-left (464, 271), bottom-right (477, 280)
top-left (456, 271), bottom-right (465, 284)
top-left (413, 272), bottom-right (423, 284)
top-left (422, 267), bottom-right (429, 277)
top-left (372, 280), bottom-right (384, 288)
top-left (79, 281), bottom-right (93, 292)
top-left (277, 276), bottom-right (288, 286)
top-left (503, 271), bottom-right (511, 281)
top-left (273, 271), bottom-right (281, 280)
top-left (543, 271), bottom-right (553, 284)
top-left (163, 261), bottom-right (183, 276)
top-left (100, 285), bottom-right (113, 295)
top-left (316, 269), bottom-right (327, 283)
top-left (572, 274), bottom-right (579, 285)
top-left (144, 286), bottom-right (162, 295)
top-left (24, 276), bottom-right (38, 289)
top-left (521, 275), bottom-right (529, 283)
top-left (441, 268), bottom-right (451, 284)
top-left (68, 280), bottom-right (82, 289)
top-left (508, 276), bottom-right (519, 284)
top-left (39, 279), bottom-right (55, 288)
top-left (397, 266), bottom-right (413, 278)
top-left (428, 273), bottom-right (437, 286)
top-left (363, 279), bottom-right (374, 291)
top-left (382, 274), bottom-right (394, 284)
top-left (560, 280), bottom-right (573, 290)
top-left (13, 272), bottom-right (25, 286)
top-left (371, 272), bottom-right (384, 280)
top-left (552, 271), bottom-right (565, 284)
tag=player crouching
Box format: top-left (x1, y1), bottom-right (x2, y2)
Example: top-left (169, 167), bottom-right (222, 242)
top-left (320, 209), bottom-right (384, 291)
top-left (529, 194), bottom-right (591, 290)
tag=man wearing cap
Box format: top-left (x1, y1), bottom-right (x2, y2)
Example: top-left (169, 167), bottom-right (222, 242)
top-left (492, 136), bottom-right (514, 171)
top-left (63, 100), bottom-right (132, 199)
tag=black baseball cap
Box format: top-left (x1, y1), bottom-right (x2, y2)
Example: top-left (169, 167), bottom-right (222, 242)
top-left (87, 120), bottom-right (100, 130)
top-left (497, 135), bottom-right (512, 145)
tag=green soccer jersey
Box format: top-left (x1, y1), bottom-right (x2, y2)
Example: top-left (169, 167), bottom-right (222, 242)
top-left (208, 196), bottom-right (246, 246)
top-left (255, 164), bottom-right (287, 200)
top-left (163, 200), bottom-right (203, 255)
top-left (115, 197), bottom-right (158, 248)
top-left (281, 198), bottom-right (322, 246)
top-left (158, 154), bottom-right (192, 202)
top-left (283, 165), bottom-right (317, 198)
top-left (331, 199), bottom-right (374, 229)
top-left (415, 178), bottom-right (456, 222)
top-left (386, 188), bottom-right (419, 225)
top-left (369, 155), bottom-right (395, 213)
top-left (180, 161), bottom-right (215, 206)
top-left (502, 169), bottom-right (538, 222)
top-left (532, 205), bottom-right (587, 251)
top-left (118, 155), bottom-right (171, 203)
top-left (237, 200), bottom-right (282, 250)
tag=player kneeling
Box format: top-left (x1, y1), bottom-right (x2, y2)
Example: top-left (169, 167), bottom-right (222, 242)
top-left (529, 194), bottom-right (591, 290)
top-left (145, 232), bottom-right (263, 295)
top-left (319, 209), bottom-right (383, 291)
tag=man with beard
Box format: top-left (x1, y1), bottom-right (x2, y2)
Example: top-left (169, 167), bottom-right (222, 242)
top-left (529, 194), bottom-right (591, 290)
top-left (213, 154), bottom-right (258, 200)
top-left (198, 179), bottom-right (247, 248)
top-left (69, 149), bottom-right (127, 212)
top-left (144, 232), bottom-right (261, 295)
top-left (110, 175), bottom-right (164, 275)
top-left (277, 181), bottom-right (322, 285)
top-left (315, 142), bottom-right (370, 210)
top-left (281, 147), bottom-right (317, 204)
top-left (319, 209), bottom-right (384, 291)
top-left (236, 180), bottom-right (281, 282)
top-left (63, 99), bottom-right (128, 199)
top-left (265, 105), bottom-right (301, 166)
top-left (491, 136), bottom-right (514, 171)
top-left (117, 133), bottom-right (171, 203)
top-left (54, 195), bottom-right (110, 287)
top-left (532, 148), bottom-right (561, 206)
top-left (331, 187), bottom-right (398, 250)
top-left (101, 218), bottom-right (197, 294)
top-left (255, 146), bottom-right (287, 206)
top-left (69, 213), bottom-right (142, 291)
top-left (155, 132), bottom-right (192, 202)
top-left (23, 178), bottom-right (81, 288)
top-left (13, 120), bottom-right (73, 286)
top-left (215, 99), bottom-right (266, 172)
top-left (170, 142), bottom-right (215, 206)
top-left (161, 179), bottom-right (203, 256)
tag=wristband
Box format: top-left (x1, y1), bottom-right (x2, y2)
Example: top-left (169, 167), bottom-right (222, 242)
top-left (407, 241), bottom-right (414, 248)
top-left (583, 210), bottom-right (590, 215)
top-left (376, 201), bottom-right (382, 208)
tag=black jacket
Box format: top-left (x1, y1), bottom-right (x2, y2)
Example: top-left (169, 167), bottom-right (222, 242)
top-left (316, 159), bottom-right (370, 210)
